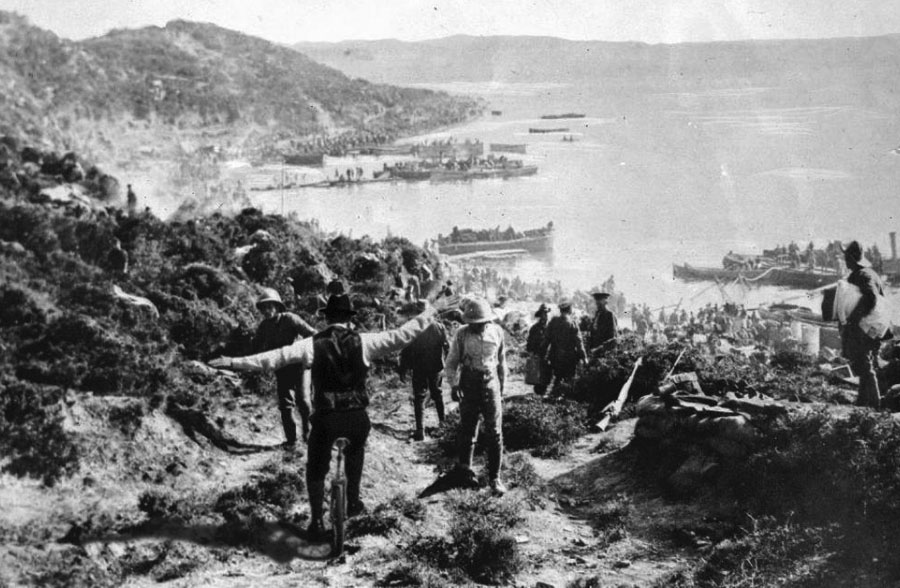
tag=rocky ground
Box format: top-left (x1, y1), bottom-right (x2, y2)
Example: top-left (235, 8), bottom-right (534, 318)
top-left (0, 372), bottom-right (730, 588)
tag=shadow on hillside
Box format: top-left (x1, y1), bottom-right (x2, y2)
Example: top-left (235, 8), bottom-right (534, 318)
top-left (371, 420), bottom-right (415, 441)
top-left (166, 405), bottom-right (278, 454)
top-left (85, 519), bottom-right (338, 562)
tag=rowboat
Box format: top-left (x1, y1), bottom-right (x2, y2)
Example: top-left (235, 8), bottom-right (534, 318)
top-left (283, 153), bottom-right (325, 166)
top-left (490, 143), bottom-right (527, 154)
top-left (437, 223), bottom-right (554, 256)
top-left (672, 263), bottom-right (839, 290)
top-left (429, 165), bottom-right (538, 182)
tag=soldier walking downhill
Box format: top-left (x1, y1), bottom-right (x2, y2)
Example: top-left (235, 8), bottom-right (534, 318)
top-left (541, 299), bottom-right (587, 397)
top-left (399, 304), bottom-right (449, 441)
top-left (252, 288), bottom-right (315, 449)
top-left (444, 298), bottom-right (508, 496)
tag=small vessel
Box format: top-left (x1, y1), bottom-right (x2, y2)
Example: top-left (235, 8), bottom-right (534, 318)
top-left (437, 222), bottom-right (554, 256)
top-left (429, 164), bottom-right (537, 182)
top-left (672, 263), bottom-right (839, 290)
top-left (529, 127), bottom-right (569, 134)
top-left (489, 143), bottom-right (527, 154)
top-left (540, 113), bottom-right (585, 119)
top-left (283, 153), bottom-right (325, 166)
top-left (491, 110), bottom-right (503, 116)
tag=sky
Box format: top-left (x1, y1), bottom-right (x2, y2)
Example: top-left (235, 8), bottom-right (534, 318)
top-left (1, 0), bottom-right (899, 44)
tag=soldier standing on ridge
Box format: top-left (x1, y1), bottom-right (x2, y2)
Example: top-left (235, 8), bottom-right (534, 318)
top-left (526, 303), bottom-right (551, 395)
top-left (210, 294), bottom-right (438, 537)
top-left (252, 288), bottom-right (315, 449)
top-left (541, 299), bottom-right (587, 397)
top-left (126, 184), bottom-right (137, 215)
top-left (841, 240), bottom-right (890, 409)
top-left (589, 291), bottom-right (618, 356)
top-left (399, 303), bottom-right (449, 441)
top-left (445, 298), bottom-right (508, 496)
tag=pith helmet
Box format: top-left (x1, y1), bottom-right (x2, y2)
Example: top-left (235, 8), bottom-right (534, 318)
top-left (463, 298), bottom-right (494, 324)
top-left (256, 288), bottom-right (286, 312)
top-left (591, 290), bottom-right (611, 299)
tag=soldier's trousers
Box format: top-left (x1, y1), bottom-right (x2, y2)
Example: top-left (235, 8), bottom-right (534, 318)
top-left (306, 409), bottom-right (371, 521)
top-left (276, 368), bottom-right (311, 444)
top-left (458, 377), bottom-right (503, 482)
top-left (412, 371), bottom-right (445, 431)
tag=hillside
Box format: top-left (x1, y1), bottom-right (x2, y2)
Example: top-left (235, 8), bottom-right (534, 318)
top-left (0, 12), bottom-right (482, 164)
top-left (293, 33), bottom-right (900, 99)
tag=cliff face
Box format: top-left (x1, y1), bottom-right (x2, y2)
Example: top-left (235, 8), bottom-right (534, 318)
top-left (0, 12), bottom-right (483, 161)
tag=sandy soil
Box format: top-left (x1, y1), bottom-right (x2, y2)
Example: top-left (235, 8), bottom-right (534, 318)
top-left (0, 373), bottom-right (721, 588)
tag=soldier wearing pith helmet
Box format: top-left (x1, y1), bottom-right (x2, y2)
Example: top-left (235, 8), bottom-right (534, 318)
top-left (444, 298), bottom-right (509, 496)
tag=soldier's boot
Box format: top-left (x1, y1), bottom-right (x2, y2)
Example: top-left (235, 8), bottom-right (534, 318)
top-left (412, 399), bottom-right (425, 441)
top-left (306, 481), bottom-right (327, 541)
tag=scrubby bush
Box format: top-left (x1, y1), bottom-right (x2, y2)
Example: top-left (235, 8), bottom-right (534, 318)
top-left (407, 491), bottom-right (524, 585)
top-left (348, 493), bottom-right (426, 538)
top-left (503, 395), bottom-right (588, 457)
top-left (138, 489), bottom-right (200, 522)
top-left (591, 493), bottom-right (633, 546)
top-left (572, 336), bottom-right (702, 415)
top-left (168, 304), bottom-right (236, 360)
top-left (657, 518), bottom-right (829, 588)
top-left (0, 284), bottom-right (47, 327)
top-left (214, 467), bottom-right (305, 521)
top-left (0, 379), bottom-right (79, 486)
top-left (15, 312), bottom-right (170, 395)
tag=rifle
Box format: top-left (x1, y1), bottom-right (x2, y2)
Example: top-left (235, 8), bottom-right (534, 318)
top-left (596, 357), bottom-right (643, 431)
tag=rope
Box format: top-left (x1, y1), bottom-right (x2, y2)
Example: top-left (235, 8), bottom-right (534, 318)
top-left (739, 266), bottom-right (778, 282)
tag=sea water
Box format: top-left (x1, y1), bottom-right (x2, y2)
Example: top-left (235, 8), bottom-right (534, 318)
top-left (237, 81), bottom-right (900, 313)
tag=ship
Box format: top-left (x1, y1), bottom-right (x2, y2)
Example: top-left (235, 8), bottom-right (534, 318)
top-left (490, 143), bottom-right (527, 154)
top-left (283, 152), bottom-right (325, 166)
top-left (673, 263), bottom-right (839, 290)
top-left (430, 164), bottom-right (538, 182)
top-left (437, 222), bottom-right (554, 256)
top-left (540, 113), bottom-right (586, 119)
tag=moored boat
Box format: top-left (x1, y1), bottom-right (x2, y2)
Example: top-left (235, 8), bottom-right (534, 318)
top-left (490, 143), bottom-right (527, 154)
top-left (437, 222), bottom-right (554, 256)
top-left (283, 153), bottom-right (325, 166)
top-left (673, 263), bottom-right (839, 290)
top-left (540, 113), bottom-right (585, 119)
top-left (529, 127), bottom-right (569, 134)
top-left (430, 164), bottom-right (537, 182)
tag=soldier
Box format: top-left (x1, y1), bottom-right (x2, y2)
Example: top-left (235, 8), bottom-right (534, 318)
top-left (589, 291), bottom-right (618, 355)
top-left (841, 241), bottom-right (889, 408)
top-left (526, 303), bottom-right (551, 395)
top-left (252, 288), bottom-right (316, 449)
top-left (541, 299), bottom-right (587, 397)
top-left (445, 298), bottom-right (508, 496)
top-left (210, 294), bottom-right (437, 537)
top-left (399, 304), bottom-right (449, 441)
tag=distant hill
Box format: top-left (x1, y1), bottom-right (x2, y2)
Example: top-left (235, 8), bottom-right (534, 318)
top-left (293, 33), bottom-right (900, 96)
top-left (0, 13), bottom-right (482, 162)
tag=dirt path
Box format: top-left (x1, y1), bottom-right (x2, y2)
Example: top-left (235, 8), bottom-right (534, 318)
top-left (1, 374), bottom-right (706, 587)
